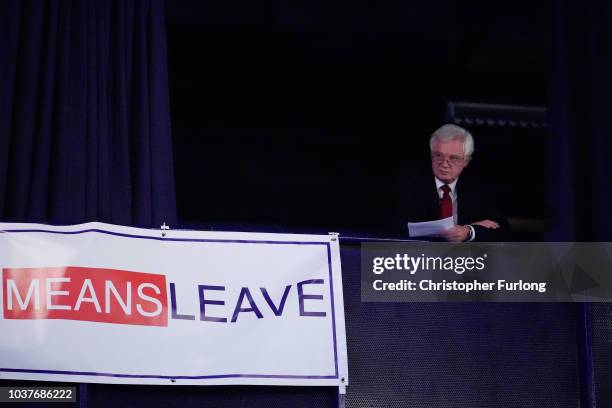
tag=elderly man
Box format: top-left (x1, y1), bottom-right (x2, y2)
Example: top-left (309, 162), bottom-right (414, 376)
top-left (395, 124), bottom-right (508, 242)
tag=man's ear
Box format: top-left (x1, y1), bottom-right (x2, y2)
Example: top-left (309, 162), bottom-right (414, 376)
top-left (464, 156), bottom-right (471, 167)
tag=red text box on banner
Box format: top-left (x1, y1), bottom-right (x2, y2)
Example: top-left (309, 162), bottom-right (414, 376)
top-left (3, 267), bottom-right (168, 327)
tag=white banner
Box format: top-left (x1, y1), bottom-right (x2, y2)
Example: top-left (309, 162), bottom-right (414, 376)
top-left (0, 222), bottom-right (348, 386)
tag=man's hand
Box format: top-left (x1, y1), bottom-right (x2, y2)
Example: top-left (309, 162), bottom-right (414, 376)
top-left (441, 225), bottom-right (470, 242)
top-left (471, 219), bottom-right (499, 229)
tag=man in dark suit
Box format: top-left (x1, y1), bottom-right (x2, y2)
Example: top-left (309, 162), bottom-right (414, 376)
top-left (394, 124), bottom-right (509, 242)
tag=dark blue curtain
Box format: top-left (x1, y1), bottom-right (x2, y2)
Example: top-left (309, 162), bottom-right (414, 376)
top-left (548, 0), bottom-right (612, 242)
top-left (1, 0), bottom-right (176, 406)
top-left (0, 0), bottom-right (176, 227)
top-left (549, 2), bottom-right (612, 408)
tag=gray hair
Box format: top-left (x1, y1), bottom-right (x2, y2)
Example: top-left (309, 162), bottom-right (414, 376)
top-left (429, 124), bottom-right (474, 158)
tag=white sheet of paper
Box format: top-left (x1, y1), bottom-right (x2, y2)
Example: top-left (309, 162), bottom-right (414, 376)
top-left (407, 216), bottom-right (455, 237)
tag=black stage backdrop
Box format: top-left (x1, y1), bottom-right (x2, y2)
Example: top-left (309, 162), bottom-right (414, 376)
top-left (166, 0), bottom-right (550, 235)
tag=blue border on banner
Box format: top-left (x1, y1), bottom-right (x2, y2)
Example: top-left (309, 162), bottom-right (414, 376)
top-left (0, 228), bottom-right (340, 381)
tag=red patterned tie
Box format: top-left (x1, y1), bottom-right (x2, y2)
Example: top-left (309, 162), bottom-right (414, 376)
top-left (440, 184), bottom-right (452, 219)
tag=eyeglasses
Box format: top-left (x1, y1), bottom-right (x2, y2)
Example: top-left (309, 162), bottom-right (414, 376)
top-left (431, 152), bottom-right (466, 166)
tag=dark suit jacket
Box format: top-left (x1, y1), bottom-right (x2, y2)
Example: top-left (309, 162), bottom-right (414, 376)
top-left (391, 169), bottom-right (510, 241)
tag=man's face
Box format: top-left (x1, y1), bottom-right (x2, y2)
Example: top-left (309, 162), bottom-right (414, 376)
top-left (430, 138), bottom-right (470, 184)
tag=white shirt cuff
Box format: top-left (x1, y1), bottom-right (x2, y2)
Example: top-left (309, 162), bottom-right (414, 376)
top-left (467, 225), bottom-right (476, 241)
